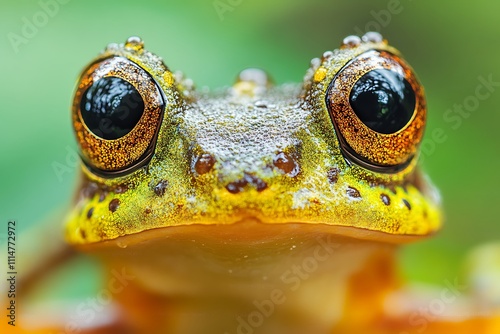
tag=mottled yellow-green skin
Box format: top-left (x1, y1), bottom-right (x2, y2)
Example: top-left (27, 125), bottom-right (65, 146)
top-left (65, 38), bottom-right (442, 245)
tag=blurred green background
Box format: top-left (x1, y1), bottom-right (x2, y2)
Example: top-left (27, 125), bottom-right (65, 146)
top-left (0, 0), bottom-right (499, 298)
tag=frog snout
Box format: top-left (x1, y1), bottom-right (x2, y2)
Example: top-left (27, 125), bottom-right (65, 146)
top-left (190, 152), bottom-right (268, 194)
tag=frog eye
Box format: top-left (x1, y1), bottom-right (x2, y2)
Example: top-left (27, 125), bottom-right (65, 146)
top-left (326, 50), bottom-right (425, 171)
top-left (72, 57), bottom-right (164, 175)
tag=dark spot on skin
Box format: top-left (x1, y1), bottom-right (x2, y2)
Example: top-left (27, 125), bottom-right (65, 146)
top-left (80, 229), bottom-right (86, 239)
top-left (226, 179), bottom-right (248, 194)
top-left (380, 194), bottom-right (390, 206)
top-left (402, 199), bottom-right (411, 210)
top-left (82, 182), bottom-right (98, 198)
top-left (109, 198), bottom-right (120, 212)
top-left (87, 207), bottom-right (94, 219)
top-left (327, 167), bottom-right (340, 184)
top-left (346, 186), bottom-right (361, 199)
top-left (273, 152), bottom-right (300, 177)
top-left (153, 180), bottom-right (168, 196)
top-left (144, 208), bottom-right (152, 215)
top-left (256, 181), bottom-right (268, 192)
top-left (113, 184), bottom-right (128, 194)
top-left (194, 153), bottom-right (216, 175)
top-left (99, 191), bottom-right (108, 202)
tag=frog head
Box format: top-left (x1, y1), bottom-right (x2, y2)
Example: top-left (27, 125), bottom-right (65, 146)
top-left (65, 33), bottom-right (441, 245)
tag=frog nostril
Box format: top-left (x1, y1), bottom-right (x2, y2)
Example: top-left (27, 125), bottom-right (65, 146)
top-left (273, 152), bottom-right (300, 177)
top-left (226, 173), bottom-right (268, 194)
top-left (193, 153), bottom-right (216, 175)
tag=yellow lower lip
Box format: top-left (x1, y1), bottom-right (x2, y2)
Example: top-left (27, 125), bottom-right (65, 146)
top-left (76, 218), bottom-right (427, 252)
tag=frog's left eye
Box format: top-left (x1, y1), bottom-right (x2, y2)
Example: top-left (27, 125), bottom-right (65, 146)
top-left (72, 57), bottom-right (164, 175)
top-left (326, 50), bottom-right (425, 171)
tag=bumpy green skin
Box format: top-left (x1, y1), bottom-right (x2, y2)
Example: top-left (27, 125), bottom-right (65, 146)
top-left (65, 38), bottom-right (442, 245)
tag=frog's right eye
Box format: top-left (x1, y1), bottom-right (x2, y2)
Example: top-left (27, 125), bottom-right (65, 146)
top-left (326, 50), bottom-right (425, 172)
top-left (72, 57), bottom-right (164, 175)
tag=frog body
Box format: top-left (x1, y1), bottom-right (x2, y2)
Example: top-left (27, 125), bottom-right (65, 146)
top-left (4, 34), bottom-right (500, 334)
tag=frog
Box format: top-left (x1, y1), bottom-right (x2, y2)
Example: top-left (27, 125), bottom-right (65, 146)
top-left (4, 33), bottom-right (500, 334)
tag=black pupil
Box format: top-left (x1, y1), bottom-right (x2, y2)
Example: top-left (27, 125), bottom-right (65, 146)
top-left (80, 76), bottom-right (144, 140)
top-left (349, 69), bottom-right (415, 134)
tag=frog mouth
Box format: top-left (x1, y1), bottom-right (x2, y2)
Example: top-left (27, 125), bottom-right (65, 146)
top-left (78, 217), bottom-right (427, 254)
